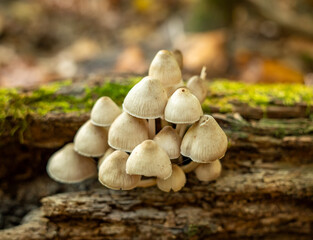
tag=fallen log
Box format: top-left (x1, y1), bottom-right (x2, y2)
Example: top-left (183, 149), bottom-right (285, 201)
top-left (1, 163), bottom-right (313, 239)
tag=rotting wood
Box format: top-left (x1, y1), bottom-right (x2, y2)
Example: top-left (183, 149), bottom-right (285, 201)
top-left (1, 163), bottom-right (313, 239)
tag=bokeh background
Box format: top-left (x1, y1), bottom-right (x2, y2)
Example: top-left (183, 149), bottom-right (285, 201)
top-left (1, 0), bottom-right (313, 88)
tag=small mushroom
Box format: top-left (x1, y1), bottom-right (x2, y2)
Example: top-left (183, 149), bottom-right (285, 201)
top-left (171, 49), bottom-right (183, 70)
top-left (157, 164), bottom-right (186, 192)
top-left (153, 126), bottom-right (181, 159)
top-left (187, 75), bottom-right (208, 103)
top-left (164, 87), bottom-right (203, 137)
top-left (149, 50), bottom-right (182, 87)
top-left (181, 115), bottom-right (227, 163)
top-left (98, 150), bottom-right (141, 190)
top-left (90, 96), bottom-right (122, 127)
top-left (47, 143), bottom-right (97, 184)
top-left (126, 140), bottom-right (172, 180)
top-left (98, 147), bottom-right (115, 168)
top-left (123, 76), bottom-right (167, 138)
top-left (108, 112), bottom-right (149, 152)
top-left (195, 160), bottom-right (222, 182)
top-left (74, 120), bottom-right (108, 157)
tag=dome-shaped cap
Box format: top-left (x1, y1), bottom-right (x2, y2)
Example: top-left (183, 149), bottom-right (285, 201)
top-left (165, 87), bottom-right (203, 124)
top-left (98, 147), bottom-right (114, 168)
top-left (181, 115), bottom-right (228, 163)
top-left (108, 112), bottom-right (149, 152)
top-left (153, 126), bottom-right (181, 159)
top-left (186, 76), bottom-right (208, 103)
top-left (126, 140), bottom-right (172, 179)
top-left (149, 50), bottom-right (182, 87)
top-left (123, 76), bottom-right (168, 119)
top-left (47, 143), bottom-right (97, 183)
top-left (166, 80), bottom-right (185, 97)
top-left (74, 120), bottom-right (108, 157)
top-left (171, 49), bottom-right (183, 70)
top-left (98, 150), bottom-right (141, 190)
top-left (157, 164), bottom-right (186, 192)
top-left (90, 96), bottom-right (122, 127)
top-left (195, 160), bottom-right (222, 182)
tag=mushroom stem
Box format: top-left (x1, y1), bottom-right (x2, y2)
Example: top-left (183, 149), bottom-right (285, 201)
top-left (148, 119), bottom-right (156, 139)
top-left (136, 178), bottom-right (157, 188)
top-left (181, 161), bottom-right (200, 173)
top-left (176, 124), bottom-right (188, 137)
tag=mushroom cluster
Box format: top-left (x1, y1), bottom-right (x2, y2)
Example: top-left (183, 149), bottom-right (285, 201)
top-left (47, 50), bottom-right (228, 192)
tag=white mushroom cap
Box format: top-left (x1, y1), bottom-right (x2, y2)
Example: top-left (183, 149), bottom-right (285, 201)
top-left (171, 49), bottom-right (183, 70)
top-left (166, 79), bottom-right (185, 97)
top-left (195, 160), bottom-right (222, 182)
top-left (187, 76), bottom-right (208, 103)
top-left (123, 76), bottom-right (168, 119)
top-left (157, 164), bottom-right (186, 192)
top-left (126, 140), bottom-right (172, 180)
top-left (47, 143), bottom-right (97, 183)
top-left (98, 150), bottom-right (141, 190)
top-left (149, 50), bottom-right (182, 87)
top-left (98, 147), bottom-right (115, 168)
top-left (90, 96), bottom-right (122, 127)
top-left (108, 112), bottom-right (149, 152)
top-left (164, 87), bottom-right (203, 124)
top-left (181, 115), bottom-right (228, 163)
top-left (153, 126), bottom-right (181, 159)
top-left (74, 120), bottom-right (108, 157)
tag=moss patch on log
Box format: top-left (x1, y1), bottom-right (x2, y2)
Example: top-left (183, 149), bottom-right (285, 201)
top-left (1, 77), bottom-right (313, 140)
top-left (202, 80), bottom-right (313, 113)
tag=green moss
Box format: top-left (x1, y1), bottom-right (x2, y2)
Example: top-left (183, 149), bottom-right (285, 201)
top-left (202, 80), bottom-right (313, 113)
top-left (0, 77), bottom-right (140, 139)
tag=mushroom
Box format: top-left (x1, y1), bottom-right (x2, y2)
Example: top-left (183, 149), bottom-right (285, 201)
top-left (164, 87), bottom-right (203, 137)
top-left (90, 96), bottom-right (122, 127)
top-left (195, 160), bottom-right (222, 182)
top-left (187, 75), bottom-right (208, 103)
top-left (123, 76), bottom-right (167, 138)
top-left (153, 126), bottom-right (181, 159)
top-left (157, 164), bottom-right (186, 192)
top-left (149, 50), bottom-right (182, 87)
top-left (98, 150), bottom-right (141, 190)
top-left (181, 115), bottom-right (228, 164)
top-left (47, 143), bottom-right (97, 183)
top-left (108, 112), bottom-right (149, 152)
top-left (98, 147), bottom-right (115, 169)
top-left (165, 80), bottom-right (185, 97)
top-left (74, 120), bottom-right (108, 157)
top-left (171, 49), bottom-right (183, 70)
top-left (126, 140), bottom-right (172, 180)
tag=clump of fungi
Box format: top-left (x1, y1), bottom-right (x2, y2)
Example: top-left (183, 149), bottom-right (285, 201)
top-left (47, 50), bottom-right (228, 192)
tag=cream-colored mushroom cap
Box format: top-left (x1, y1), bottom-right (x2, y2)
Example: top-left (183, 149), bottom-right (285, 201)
top-left (126, 140), bottom-right (172, 179)
top-left (157, 164), bottom-right (186, 192)
top-left (123, 76), bottom-right (168, 119)
top-left (74, 120), bottom-right (108, 157)
top-left (153, 126), bottom-right (181, 159)
top-left (164, 87), bottom-right (203, 124)
top-left (171, 49), bottom-right (183, 70)
top-left (187, 76), bottom-right (208, 103)
top-left (108, 112), bottom-right (148, 152)
top-left (90, 96), bottom-right (122, 127)
top-left (98, 148), bottom-right (114, 168)
top-left (47, 143), bottom-right (97, 183)
top-left (166, 80), bottom-right (185, 97)
top-left (181, 115), bottom-right (228, 163)
top-left (149, 50), bottom-right (182, 87)
top-left (195, 160), bottom-right (222, 182)
top-left (98, 150), bottom-right (141, 190)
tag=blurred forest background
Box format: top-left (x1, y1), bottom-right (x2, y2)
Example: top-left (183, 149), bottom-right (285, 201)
top-left (1, 0), bottom-right (313, 87)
